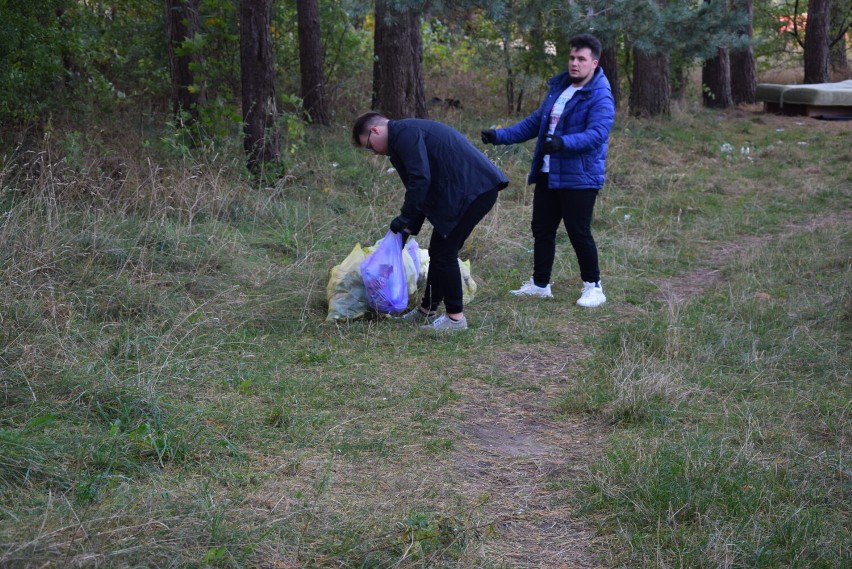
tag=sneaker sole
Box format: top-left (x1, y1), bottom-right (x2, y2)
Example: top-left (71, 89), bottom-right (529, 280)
top-left (396, 313), bottom-right (437, 324)
top-left (419, 320), bottom-right (468, 331)
top-left (510, 292), bottom-right (553, 298)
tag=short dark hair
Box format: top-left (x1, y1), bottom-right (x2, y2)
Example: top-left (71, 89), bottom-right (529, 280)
top-left (351, 112), bottom-right (387, 146)
top-left (570, 33), bottom-right (602, 61)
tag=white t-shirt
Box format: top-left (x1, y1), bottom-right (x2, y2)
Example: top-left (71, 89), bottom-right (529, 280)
top-left (542, 85), bottom-right (579, 173)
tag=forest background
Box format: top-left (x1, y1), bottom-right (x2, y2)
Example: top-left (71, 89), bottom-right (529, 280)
top-left (1, 0), bottom-right (850, 568)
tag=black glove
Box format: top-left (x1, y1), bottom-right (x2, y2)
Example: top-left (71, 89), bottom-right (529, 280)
top-left (542, 135), bottom-right (564, 154)
top-left (389, 215), bottom-right (409, 234)
top-left (480, 129), bottom-right (497, 145)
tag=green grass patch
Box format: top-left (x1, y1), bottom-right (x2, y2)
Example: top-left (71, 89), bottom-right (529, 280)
top-left (569, 222), bottom-right (850, 567)
top-left (1, 108), bottom-right (849, 567)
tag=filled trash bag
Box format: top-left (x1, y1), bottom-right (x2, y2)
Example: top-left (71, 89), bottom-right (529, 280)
top-left (365, 236), bottom-right (421, 296)
top-left (326, 243), bottom-right (369, 321)
top-left (405, 239), bottom-right (421, 292)
top-left (360, 231), bottom-right (408, 314)
top-left (325, 235), bottom-right (475, 320)
top-left (459, 258), bottom-right (477, 305)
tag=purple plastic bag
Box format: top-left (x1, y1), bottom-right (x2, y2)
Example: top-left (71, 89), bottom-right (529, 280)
top-left (360, 231), bottom-right (409, 314)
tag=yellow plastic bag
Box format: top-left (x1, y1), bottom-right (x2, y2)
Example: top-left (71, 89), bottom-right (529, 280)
top-left (326, 243), bottom-right (368, 321)
top-left (459, 258), bottom-right (477, 305)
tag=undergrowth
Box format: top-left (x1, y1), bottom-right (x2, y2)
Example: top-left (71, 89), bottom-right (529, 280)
top-left (1, 107), bottom-right (849, 567)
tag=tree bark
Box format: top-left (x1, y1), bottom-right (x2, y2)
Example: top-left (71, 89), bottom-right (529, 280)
top-left (702, 0), bottom-right (732, 108)
top-left (730, 0), bottom-right (756, 104)
top-left (829, 0), bottom-right (849, 77)
top-left (501, 0), bottom-right (516, 114)
top-left (630, 47), bottom-right (670, 117)
top-left (831, 38), bottom-right (849, 77)
top-left (703, 46), bottom-right (732, 108)
top-left (629, 0), bottom-right (670, 117)
top-left (297, 0), bottom-right (330, 126)
top-left (372, 0), bottom-right (427, 119)
top-left (586, 1), bottom-right (619, 108)
top-left (240, 0), bottom-right (280, 172)
top-left (804, 0), bottom-right (831, 83)
top-left (600, 43), bottom-right (620, 108)
top-left (166, 0), bottom-right (206, 126)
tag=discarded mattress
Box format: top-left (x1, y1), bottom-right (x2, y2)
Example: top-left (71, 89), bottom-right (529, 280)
top-left (757, 80), bottom-right (852, 117)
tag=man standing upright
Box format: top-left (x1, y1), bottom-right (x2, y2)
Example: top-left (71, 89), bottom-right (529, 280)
top-left (481, 33), bottom-right (614, 307)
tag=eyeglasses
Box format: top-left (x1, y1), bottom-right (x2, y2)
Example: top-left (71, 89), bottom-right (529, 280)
top-left (364, 129), bottom-right (375, 152)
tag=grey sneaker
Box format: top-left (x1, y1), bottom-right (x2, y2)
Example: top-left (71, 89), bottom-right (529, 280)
top-left (510, 278), bottom-right (553, 298)
top-left (398, 307), bottom-right (436, 324)
top-left (420, 314), bottom-right (467, 332)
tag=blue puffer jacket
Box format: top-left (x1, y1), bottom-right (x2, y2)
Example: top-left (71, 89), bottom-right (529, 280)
top-left (494, 67), bottom-right (615, 189)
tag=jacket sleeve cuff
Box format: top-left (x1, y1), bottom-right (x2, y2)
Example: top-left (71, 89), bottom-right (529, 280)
top-left (407, 213), bottom-right (426, 235)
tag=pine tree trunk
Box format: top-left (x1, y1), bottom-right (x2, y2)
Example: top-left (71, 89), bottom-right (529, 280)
top-left (297, 0), bottom-right (329, 126)
top-left (411, 13), bottom-right (427, 119)
top-left (701, 0), bottom-right (731, 108)
top-left (630, 0), bottom-right (669, 117)
top-left (296, 0), bottom-right (329, 126)
top-left (830, 34), bottom-right (848, 77)
top-left (829, 0), bottom-right (848, 77)
top-left (703, 46), bottom-right (732, 108)
top-left (505, 67), bottom-right (516, 115)
top-left (804, 0), bottom-right (831, 83)
top-left (502, 0), bottom-right (516, 114)
top-left (588, 1), bottom-right (619, 108)
top-left (730, 0), bottom-right (756, 104)
top-left (167, 0), bottom-right (206, 126)
top-left (600, 43), bottom-right (620, 108)
top-left (372, 0), bottom-right (427, 119)
top-left (240, 0), bottom-right (280, 172)
top-left (630, 47), bottom-right (670, 117)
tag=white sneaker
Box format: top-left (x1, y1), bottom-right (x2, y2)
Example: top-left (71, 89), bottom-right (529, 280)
top-left (576, 281), bottom-right (606, 307)
top-left (510, 278), bottom-right (553, 298)
top-left (420, 314), bottom-right (468, 332)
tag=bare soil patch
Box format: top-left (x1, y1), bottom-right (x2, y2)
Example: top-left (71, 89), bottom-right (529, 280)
top-left (449, 345), bottom-right (611, 568)
top-left (656, 209), bottom-right (852, 304)
top-left (735, 107), bottom-right (852, 135)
